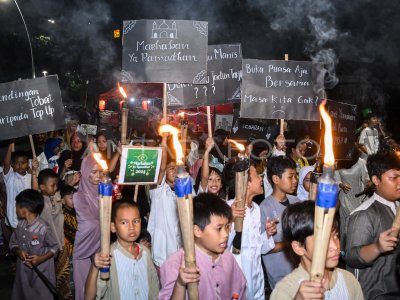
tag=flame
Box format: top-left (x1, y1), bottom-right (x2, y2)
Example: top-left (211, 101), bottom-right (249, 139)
top-left (228, 139), bottom-right (245, 152)
top-left (319, 100), bottom-right (335, 166)
top-left (159, 124), bottom-right (184, 165)
top-left (93, 152), bottom-right (108, 171)
top-left (178, 112), bottom-right (185, 118)
top-left (118, 83), bottom-right (127, 99)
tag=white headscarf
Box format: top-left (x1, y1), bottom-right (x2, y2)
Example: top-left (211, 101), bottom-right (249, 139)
top-left (296, 166), bottom-right (314, 201)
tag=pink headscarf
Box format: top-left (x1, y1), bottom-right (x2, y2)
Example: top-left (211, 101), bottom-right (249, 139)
top-left (73, 154), bottom-right (101, 259)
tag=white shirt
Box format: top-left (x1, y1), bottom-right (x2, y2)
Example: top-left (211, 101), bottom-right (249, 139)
top-left (3, 168), bottom-right (31, 228)
top-left (359, 127), bottom-right (379, 159)
top-left (114, 247), bottom-right (149, 300)
top-left (148, 180), bottom-right (182, 267)
top-left (227, 200), bottom-right (275, 300)
top-left (263, 168), bottom-right (273, 198)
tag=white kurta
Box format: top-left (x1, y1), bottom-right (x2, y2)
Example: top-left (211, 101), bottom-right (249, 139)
top-left (227, 200), bottom-right (275, 300)
top-left (148, 180), bottom-right (182, 267)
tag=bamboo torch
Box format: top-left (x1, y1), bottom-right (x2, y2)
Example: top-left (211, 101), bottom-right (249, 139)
top-left (310, 100), bottom-right (339, 282)
top-left (118, 83), bottom-right (129, 145)
top-left (93, 153), bottom-right (113, 280)
top-left (228, 139), bottom-right (249, 254)
top-left (159, 124), bottom-right (199, 300)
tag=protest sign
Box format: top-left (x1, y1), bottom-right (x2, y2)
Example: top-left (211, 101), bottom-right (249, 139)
top-left (167, 44), bottom-right (242, 108)
top-left (118, 146), bottom-right (162, 184)
top-left (240, 59), bottom-right (324, 121)
top-left (326, 100), bottom-right (357, 160)
top-left (0, 76), bottom-right (65, 141)
top-left (122, 20), bottom-right (208, 84)
top-left (77, 124), bottom-right (97, 136)
top-left (230, 118), bottom-right (277, 144)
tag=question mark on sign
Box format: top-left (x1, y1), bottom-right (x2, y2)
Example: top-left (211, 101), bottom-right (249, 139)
top-left (203, 86), bottom-right (207, 96)
top-left (212, 85), bottom-right (216, 94)
top-left (194, 87), bottom-right (198, 98)
top-left (315, 96), bottom-right (319, 106)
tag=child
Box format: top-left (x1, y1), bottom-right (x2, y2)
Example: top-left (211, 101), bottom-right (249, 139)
top-left (84, 200), bottom-right (159, 300)
top-left (33, 167), bottom-right (64, 250)
top-left (9, 189), bottom-right (59, 300)
top-left (159, 193), bottom-right (247, 299)
top-left (296, 166), bottom-right (314, 201)
top-left (345, 151), bottom-right (400, 299)
top-left (59, 185), bottom-right (77, 299)
top-left (148, 135), bottom-right (182, 267)
top-left (228, 164), bottom-right (277, 300)
top-left (271, 201), bottom-right (363, 299)
top-left (3, 143), bottom-right (31, 229)
top-left (260, 156), bottom-right (300, 288)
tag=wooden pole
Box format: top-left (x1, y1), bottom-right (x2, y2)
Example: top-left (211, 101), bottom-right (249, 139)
top-left (121, 104), bottom-right (129, 145)
top-left (390, 207), bottom-right (400, 237)
top-left (163, 83), bottom-right (168, 120)
top-left (279, 54), bottom-right (289, 135)
top-left (207, 106), bottom-right (212, 138)
top-left (29, 135), bottom-right (36, 158)
top-left (233, 170), bottom-right (248, 233)
top-left (133, 184), bottom-right (139, 203)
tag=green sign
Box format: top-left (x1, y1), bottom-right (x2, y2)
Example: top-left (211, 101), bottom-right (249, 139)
top-left (118, 147), bottom-right (162, 184)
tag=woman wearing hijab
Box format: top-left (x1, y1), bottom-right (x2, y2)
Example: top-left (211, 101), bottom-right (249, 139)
top-left (58, 133), bottom-right (86, 185)
top-left (73, 154), bottom-right (102, 300)
top-left (296, 166), bottom-right (314, 201)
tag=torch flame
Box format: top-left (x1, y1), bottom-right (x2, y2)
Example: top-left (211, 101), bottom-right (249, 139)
top-left (319, 100), bottom-right (335, 166)
top-left (159, 124), bottom-right (184, 165)
top-left (178, 111), bottom-right (185, 118)
top-left (118, 83), bottom-right (127, 99)
top-left (228, 139), bottom-right (245, 152)
top-left (93, 152), bottom-right (109, 171)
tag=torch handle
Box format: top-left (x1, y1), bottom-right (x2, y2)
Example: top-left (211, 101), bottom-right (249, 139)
top-left (99, 194), bottom-right (113, 280)
top-left (390, 206), bottom-right (400, 237)
top-left (310, 206), bottom-right (336, 282)
top-left (121, 107), bottom-right (129, 145)
top-left (176, 194), bottom-right (199, 300)
top-left (234, 171), bottom-right (248, 232)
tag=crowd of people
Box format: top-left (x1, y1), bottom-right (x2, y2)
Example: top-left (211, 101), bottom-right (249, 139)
top-left (0, 109), bottom-right (399, 300)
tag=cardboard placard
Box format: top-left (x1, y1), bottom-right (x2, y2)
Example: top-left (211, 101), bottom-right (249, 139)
top-left (122, 19), bottom-right (208, 84)
top-left (240, 59), bottom-right (324, 121)
top-left (167, 44), bottom-right (242, 108)
top-left (0, 76), bottom-right (65, 141)
top-left (230, 118), bottom-right (277, 144)
top-left (326, 100), bottom-right (357, 160)
top-left (118, 146), bottom-right (162, 184)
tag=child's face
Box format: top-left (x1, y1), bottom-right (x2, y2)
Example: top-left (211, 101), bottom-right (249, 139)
top-left (302, 172), bottom-right (312, 192)
top-left (63, 194), bottom-right (74, 208)
top-left (165, 162), bottom-right (176, 185)
top-left (15, 204), bottom-right (25, 219)
top-left (111, 206), bottom-right (141, 243)
top-left (273, 168), bottom-right (298, 194)
top-left (303, 230), bottom-right (340, 269)
top-left (12, 156), bottom-right (29, 176)
top-left (373, 169), bottom-right (400, 201)
top-left (247, 166), bottom-right (263, 197)
top-left (40, 177), bottom-right (58, 196)
top-left (208, 171), bottom-right (222, 195)
top-left (194, 215), bottom-right (231, 259)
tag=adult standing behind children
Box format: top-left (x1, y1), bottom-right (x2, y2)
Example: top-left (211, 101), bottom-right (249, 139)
top-left (73, 154), bottom-right (102, 300)
top-left (345, 151), bottom-right (400, 299)
top-left (260, 156), bottom-right (300, 288)
top-left (358, 113), bottom-right (380, 160)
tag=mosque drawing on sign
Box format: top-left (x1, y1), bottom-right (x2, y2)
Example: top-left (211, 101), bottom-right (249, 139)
top-left (152, 20), bottom-right (177, 39)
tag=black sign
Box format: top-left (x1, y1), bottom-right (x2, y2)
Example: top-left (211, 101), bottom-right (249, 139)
top-left (122, 20), bottom-right (208, 84)
top-left (326, 100), bottom-right (357, 160)
top-left (240, 59), bottom-right (324, 121)
top-left (230, 118), bottom-right (277, 145)
top-left (167, 44), bottom-right (242, 108)
top-left (0, 76), bottom-right (65, 141)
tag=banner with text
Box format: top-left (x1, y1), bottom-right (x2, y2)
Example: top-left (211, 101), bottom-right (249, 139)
top-left (118, 146), bottom-right (162, 184)
top-left (122, 19), bottom-right (208, 84)
top-left (230, 118), bottom-right (277, 144)
top-left (0, 76), bottom-right (65, 141)
top-left (326, 100), bottom-right (357, 160)
top-left (167, 44), bottom-right (242, 108)
top-left (240, 59), bottom-right (324, 121)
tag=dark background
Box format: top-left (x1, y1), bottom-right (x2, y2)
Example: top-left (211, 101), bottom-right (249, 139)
top-left (1, 0), bottom-right (399, 138)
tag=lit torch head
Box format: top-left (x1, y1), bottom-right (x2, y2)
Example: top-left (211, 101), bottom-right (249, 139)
top-left (118, 82), bottom-right (127, 99)
top-left (93, 152), bottom-right (109, 172)
top-left (319, 100), bottom-right (335, 167)
top-left (178, 111), bottom-right (185, 118)
top-left (159, 124), bottom-right (184, 166)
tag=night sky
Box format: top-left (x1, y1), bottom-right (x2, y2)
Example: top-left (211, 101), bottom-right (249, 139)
top-left (1, 0), bottom-right (400, 137)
